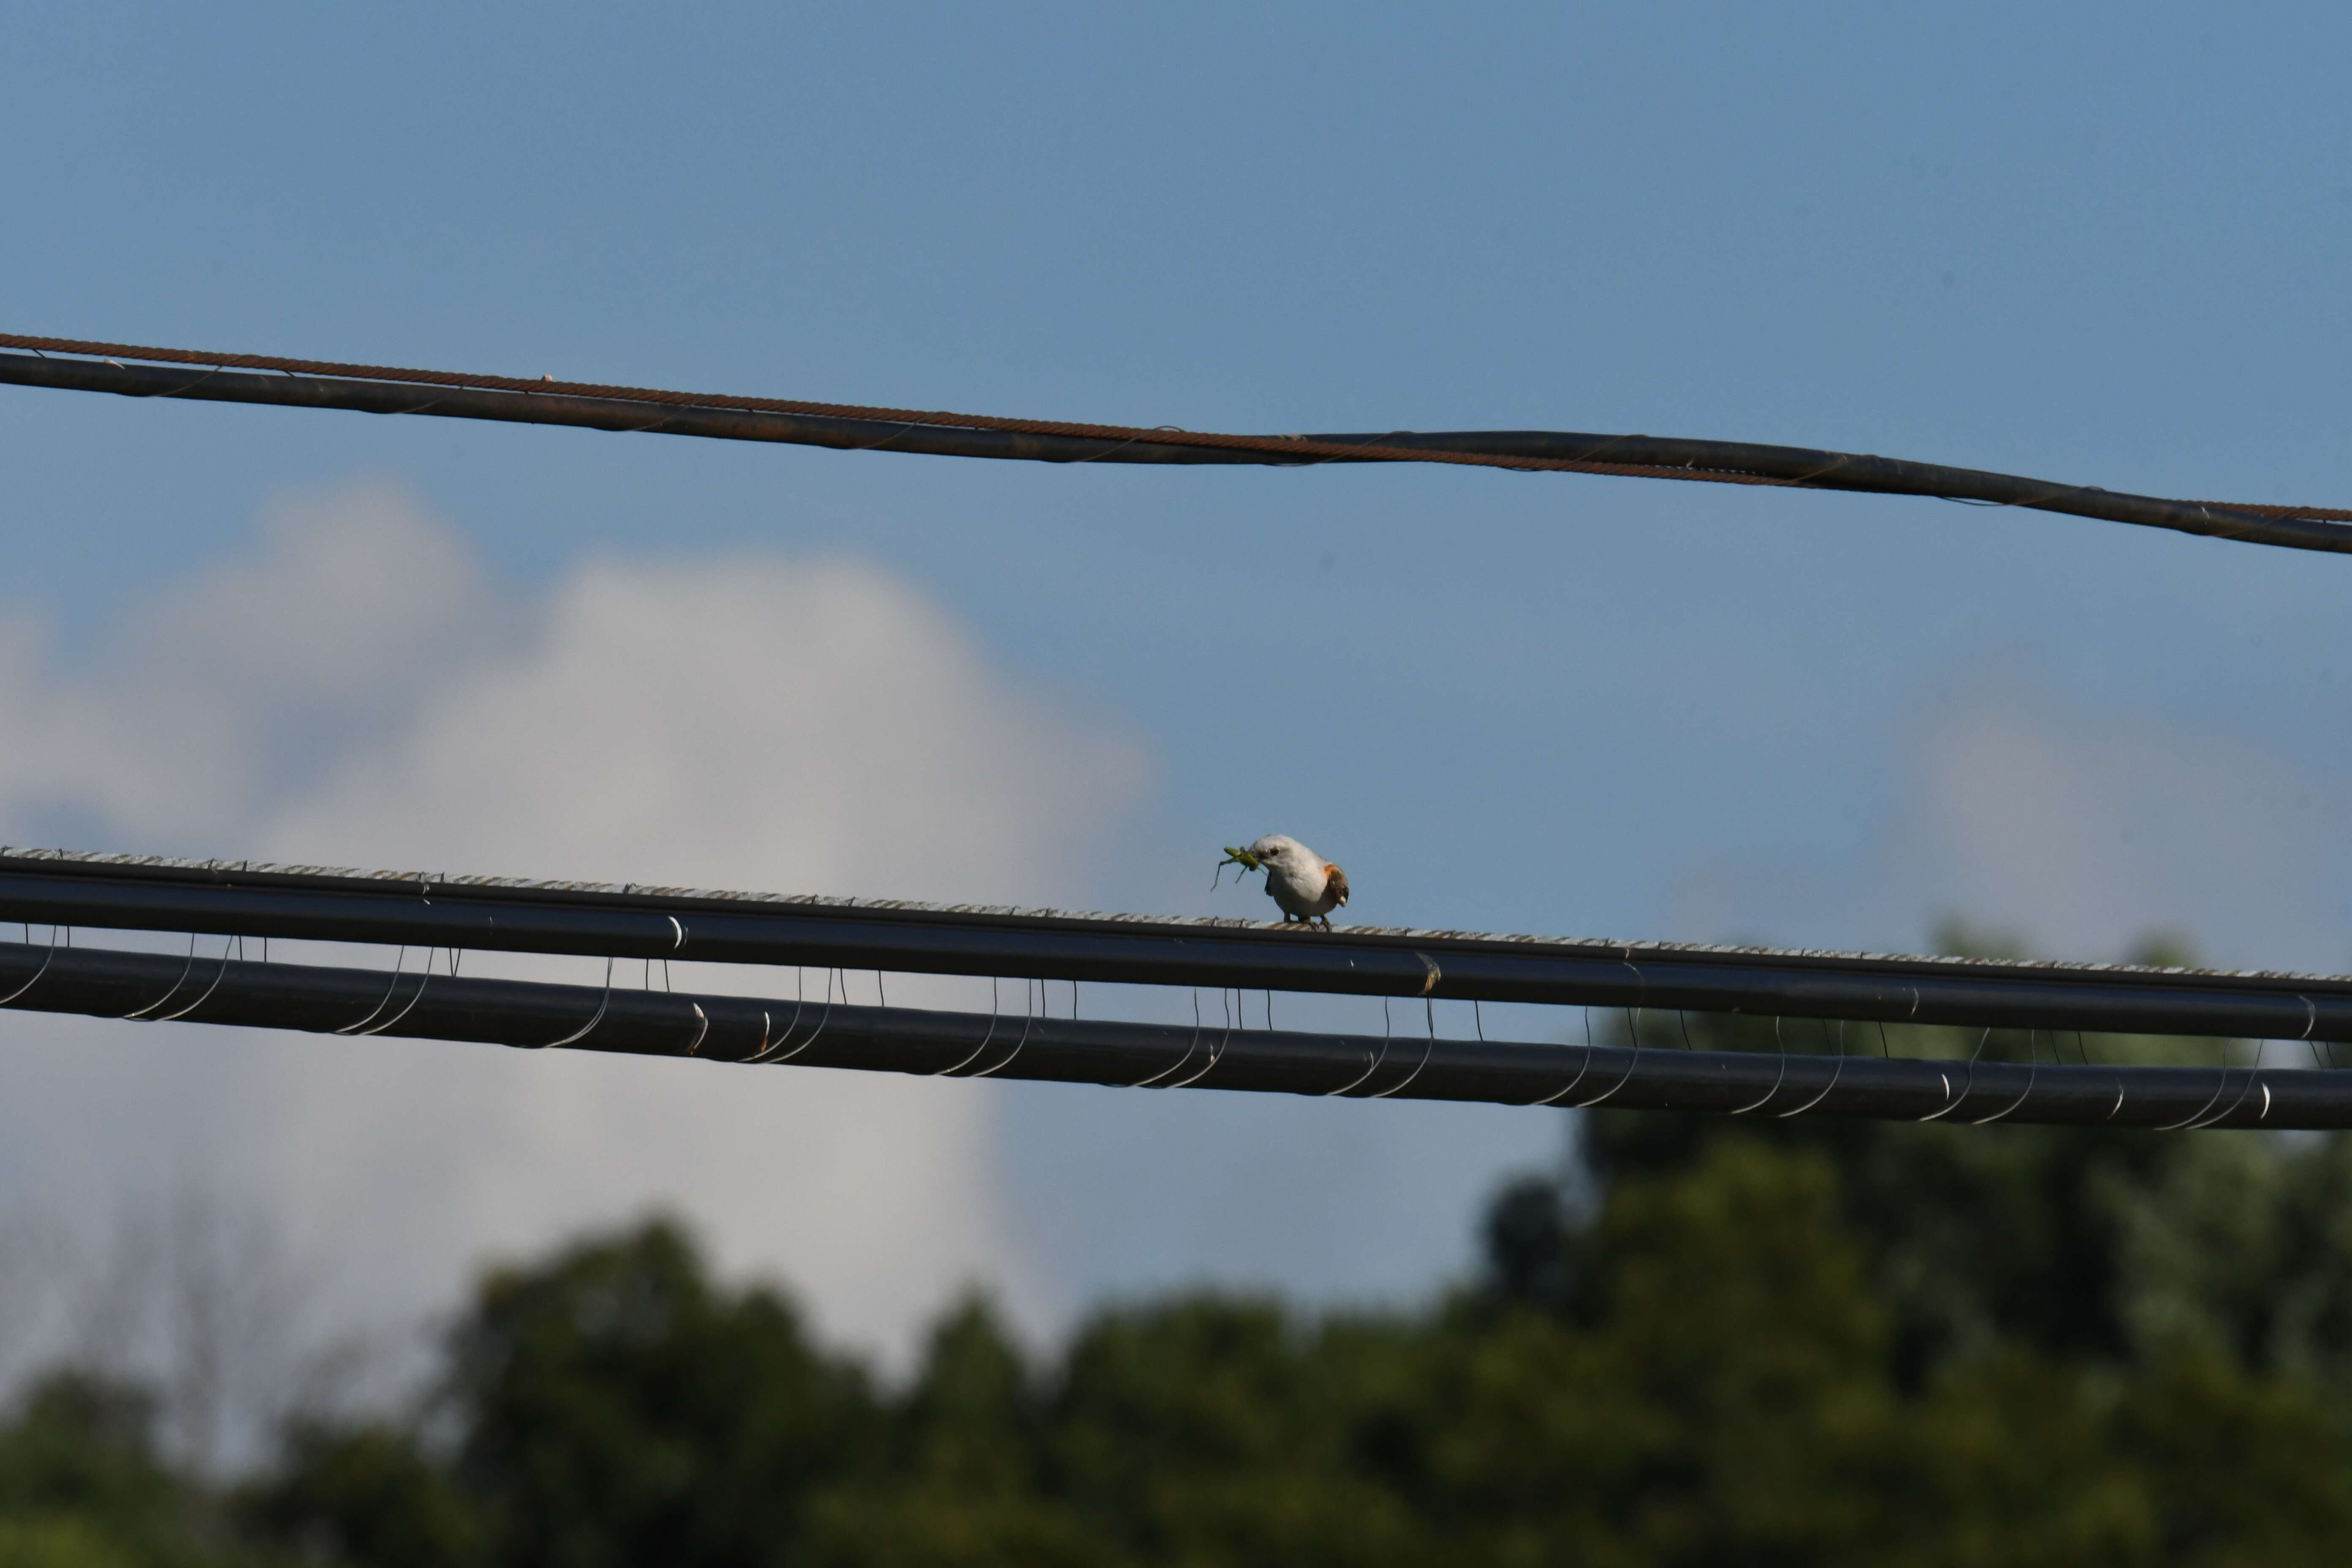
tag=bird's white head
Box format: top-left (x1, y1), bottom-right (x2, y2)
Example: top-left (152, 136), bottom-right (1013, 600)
top-left (1247, 833), bottom-right (1313, 871)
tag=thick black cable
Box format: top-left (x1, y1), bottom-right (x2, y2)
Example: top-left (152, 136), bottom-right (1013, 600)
top-left (8, 851), bottom-right (2352, 1043)
top-left (0, 937), bottom-right (2338, 1129)
top-left (0, 342), bottom-right (2345, 554)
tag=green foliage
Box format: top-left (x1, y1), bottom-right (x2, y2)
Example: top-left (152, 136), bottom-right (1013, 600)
top-left (46, 1002), bottom-right (2352, 1563)
top-left (231, 1114), bottom-right (2352, 1566)
top-left (801, 1298), bottom-right (1095, 1568)
top-left (1045, 1297), bottom-right (1428, 1566)
top-left (446, 1220), bottom-right (878, 1568)
top-left (237, 1422), bottom-right (484, 1568)
top-left (0, 1372), bottom-right (264, 1568)
top-left (0, 1515), bottom-right (139, 1568)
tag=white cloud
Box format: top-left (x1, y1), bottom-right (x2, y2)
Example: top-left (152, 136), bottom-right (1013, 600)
top-left (0, 484), bottom-right (1148, 1366)
top-left (1896, 670), bottom-right (2350, 969)
top-left (1650, 664), bottom-right (2352, 974)
top-left (265, 537), bottom-right (1137, 900)
top-left (0, 487), bottom-right (493, 838)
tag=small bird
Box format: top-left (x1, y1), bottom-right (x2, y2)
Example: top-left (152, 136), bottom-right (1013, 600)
top-left (1232, 834), bottom-right (1350, 928)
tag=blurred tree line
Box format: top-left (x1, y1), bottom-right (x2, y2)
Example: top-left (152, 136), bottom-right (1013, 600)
top-left (10, 1005), bottom-right (2352, 1565)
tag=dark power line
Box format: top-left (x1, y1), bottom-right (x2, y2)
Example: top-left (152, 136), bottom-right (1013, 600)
top-left (7, 849), bottom-right (2352, 1043)
top-left (2, 332), bottom-right (2347, 554)
top-left (0, 934), bottom-right (2327, 1130)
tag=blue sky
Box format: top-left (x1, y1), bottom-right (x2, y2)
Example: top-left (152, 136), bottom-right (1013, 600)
top-left (3, 3), bottom-right (2350, 1357)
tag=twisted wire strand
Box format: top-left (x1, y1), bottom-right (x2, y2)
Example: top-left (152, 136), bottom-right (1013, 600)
top-left (0, 331), bottom-right (1756, 482)
top-left (8, 332), bottom-right (2343, 534)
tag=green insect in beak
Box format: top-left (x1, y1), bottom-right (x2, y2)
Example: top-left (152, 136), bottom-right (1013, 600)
top-left (1211, 845), bottom-right (1263, 890)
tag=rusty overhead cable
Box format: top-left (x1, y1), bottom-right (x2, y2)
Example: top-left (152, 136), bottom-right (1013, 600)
top-left (2, 332), bottom-right (2347, 553)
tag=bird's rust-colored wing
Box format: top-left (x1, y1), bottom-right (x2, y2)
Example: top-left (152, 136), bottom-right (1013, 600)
top-left (1324, 864), bottom-right (1350, 906)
